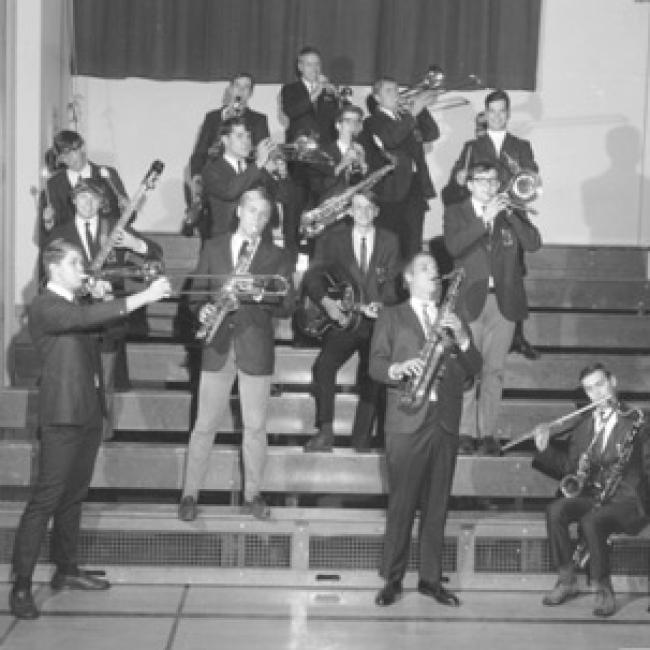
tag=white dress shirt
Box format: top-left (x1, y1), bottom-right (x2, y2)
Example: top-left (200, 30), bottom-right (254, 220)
top-left (75, 215), bottom-right (99, 260)
top-left (66, 163), bottom-right (93, 188)
top-left (352, 227), bottom-right (375, 270)
top-left (46, 281), bottom-right (75, 303)
top-left (487, 129), bottom-right (506, 157)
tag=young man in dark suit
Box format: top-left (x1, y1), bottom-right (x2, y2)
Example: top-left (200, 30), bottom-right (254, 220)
top-left (532, 363), bottom-right (650, 618)
top-left (362, 77), bottom-right (440, 260)
top-left (444, 161), bottom-right (542, 455)
top-left (189, 72), bottom-right (270, 185)
top-left (369, 252), bottom-right (481, 607)
top-left (43, 130), bottom-right (127, 231)
top-left (445, 89), bottom-right (541, 361)
top-left (302, 190), bottom-right (400, 452)
top-left (45, 179), bottom-right (163, 440)
top-left (9, 240), bottom-right (170, 620)
top-left (178, 187), bottom-right (294, 522)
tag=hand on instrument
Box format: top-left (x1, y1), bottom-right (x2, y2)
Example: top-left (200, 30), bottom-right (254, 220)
top-left (361, 302), bottom-right (382, 319)
top-left (113, 227), bottom-right (147, 254)
top-left (145, 277), bottom-right (172, 303)
top-left (391, 357), bottom-right (424, 380)
top-left (440, 312), bottom-right (469, 346)
top-left (533, 423), bottom-right (551, 451)
top-left (198, 302), bottom-right (218, 324)
top-left (255, 138), bottom-right (274, 169)
top-left (484, 194), bottom-right (509, 223)
top-left (87, 279), bottom-right (114, 301)
top-left (321, 295), bottom-right (350, 327)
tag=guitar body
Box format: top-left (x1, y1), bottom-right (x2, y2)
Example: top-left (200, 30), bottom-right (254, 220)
top-left (295, 274), bottom-right (363, 339)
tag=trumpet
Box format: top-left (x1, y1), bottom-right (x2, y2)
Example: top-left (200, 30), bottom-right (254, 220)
top-left (398, 65), bottom-right (481, 113)
top-left (270, 135), bottom-right (335, 167)
top-left (501, 151), bottom-right (543, 213)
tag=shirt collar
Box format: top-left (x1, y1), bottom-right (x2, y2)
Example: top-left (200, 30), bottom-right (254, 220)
top-left (46, 281), bottom-right (75, 303)
top-left (379, 106), bottom-right (398, 120)
top-left (223, 153), bottom-right (244, 172)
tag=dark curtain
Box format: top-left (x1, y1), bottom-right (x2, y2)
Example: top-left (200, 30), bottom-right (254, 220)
top-left (73, 0), bottom-right (541, 90)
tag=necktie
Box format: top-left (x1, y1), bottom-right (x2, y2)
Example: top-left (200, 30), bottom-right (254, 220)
top-left (85, 221), bottom-right (98, 259)
top-left (237, 160), bottom-right (244, 174)
top-left (482, 205), bottom-right (491, 235)
top-left (359, 236), bottom-right (368, 274)
top-left (237, 239), bottom-right (249, 264)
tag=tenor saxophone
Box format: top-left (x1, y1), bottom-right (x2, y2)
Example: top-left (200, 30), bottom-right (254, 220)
top-left (399, 268), bottom-right (465, 408)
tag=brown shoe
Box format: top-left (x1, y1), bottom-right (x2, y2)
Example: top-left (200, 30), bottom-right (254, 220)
top-left (304, 427), bottom-right (334, 453)
top-left (542, 578), bottom-right (579, 606)
top-left (593, 581), bottom-right (616, 617)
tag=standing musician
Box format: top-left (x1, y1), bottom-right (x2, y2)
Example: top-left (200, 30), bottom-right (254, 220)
top-left (446, 89), bottom-right (540, 361)
top-left (9, 239), bottom-right (170, 620)
top-left (310, 105), bottom-right (369, 203)
top-left (200, 116), bottom-right (290, 242)
top-left (178, 187), bottom-right (295, 522)
top-left (189, 72), bottom-right (270, 190)
top-left (369, 252), bottom-right (481, 607)
top-left (44, 179), bottom-right (163, 441)
top-left (444, 161), bottom-right (541, 456)
top-left (362, 77), bottom-right (440, 260)
top-left (302, 190), bottom-right (400, 452)
top-left (532, 363), bottom-right (650, 618)
top-left (280, 46), bottom-right (339, 211)
top-left (43, 130), bottom-right (127, 231)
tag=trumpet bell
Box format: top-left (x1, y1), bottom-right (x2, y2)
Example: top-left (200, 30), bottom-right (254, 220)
top-left (508, 170), bottom-right (543, 205)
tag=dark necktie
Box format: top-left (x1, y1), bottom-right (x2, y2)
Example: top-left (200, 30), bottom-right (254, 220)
top-left (359, 236), bottom-right (368, 275)
top-left (237, 239), bottom-right (249, 264)
top-left (237, 160), bottom-right (244, 174)
top-left (85, 221), bottom-right (98, 259)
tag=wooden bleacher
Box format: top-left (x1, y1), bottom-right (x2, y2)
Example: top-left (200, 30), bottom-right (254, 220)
top-left (0, 237), bottom-right (649, 588)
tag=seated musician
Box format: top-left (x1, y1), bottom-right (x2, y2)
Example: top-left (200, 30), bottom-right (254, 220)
top-left (178, 186), bottom-right (294, 522)
top-left (532, 363), bottom-right (650, 618)
top-left (45, 179), bottom-right (163, 440)
top-left (369, 252), bottom-right (481, 607)
top-left (43, 130), bottom-right (127, 232)
top-left (302, 190), bottom-right (400, 452)
top-left (311, 104), bottom-right (368, 203)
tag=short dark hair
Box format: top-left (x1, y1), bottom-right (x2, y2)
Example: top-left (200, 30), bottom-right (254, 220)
top-left (219, 116), bottom-right (249, 139)
top-left (42, 239), bottom-right (82, 279)
top-left (52, 130), bottom-right (84, 156)
top-left (485, 89), bottom-right (510, 111)
top-left (336, 104), bottom-right (363, 123)
top-left (231, 72), bottom-right (254, 90)
top-left (298, 45), bottom-right (321, 61)
top-left (71, 178), bottom-right (106, 201)
top-left (372, 77), bottom-right (397, 97)
top-left (467, 161), bottom-right (498, 180)
top-left (579, 363), bottom-right (611, 383)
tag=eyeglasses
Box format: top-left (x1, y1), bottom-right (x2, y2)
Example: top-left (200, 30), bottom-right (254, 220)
top-left (470, 176), bottom-right (500, 186)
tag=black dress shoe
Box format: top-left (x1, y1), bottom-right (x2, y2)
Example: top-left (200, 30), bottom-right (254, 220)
top-left (417, 580), bottom-right (460, 606)
top-left (374, 581), bottom-right (403, 606)
top-left (476, 435), bottom-right (501, 456)
top-left (303, 430), bottom-right (334, 453)
top-left (243, 495), bottom-right (270, 520)
top-left (51, 569), bottom-right (111, 591)
top-left (510, 335), bottom-right (540, 360)
top-left (9, 588), bottom-right (39, 619)
top-left (178, 495), bottom-right (198, 521)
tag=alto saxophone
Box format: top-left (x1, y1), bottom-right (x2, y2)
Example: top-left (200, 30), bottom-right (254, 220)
top-left (195, 237), bottom-right (261, 344)
top-left (399, 268), bottom-right (465, 408)
top-left (299, 161), bottom-right (395, 238)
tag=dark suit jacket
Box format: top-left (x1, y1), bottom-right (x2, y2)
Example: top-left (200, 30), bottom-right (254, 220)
top-left (304, 224), bottom-right (401, 307)
top-left (533, 408), bottom-right (650, 517)
top-left (362, 109), bottom-right (439, 203)
top-left (28, 289), bottom-right (129, 426)
top-left (444, 132), bottom-right (538, 206)
top-left (443, 198), bottom-right (542, 322)
top-left (191, 234), bottom-right (295, 375)
top-left (280, 80), bottom-right (338, 145)
top-left (201, 157), bottom-right (278, 238)
top-left (370, 301), bottom-right (482, 434)
top-left (310, 141), bottom-right (367, 201)
top-left (189, 107), bottom-right (270, 178)
top-left (47, 162), bottom-right (126, 228)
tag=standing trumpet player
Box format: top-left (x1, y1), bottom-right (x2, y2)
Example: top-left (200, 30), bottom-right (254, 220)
top-left (532, 363), bottom-right (650, 618)
top-left (369, 252), bottom-right (481, 607)
top-left (178, 187), bottom-right (294, 523)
